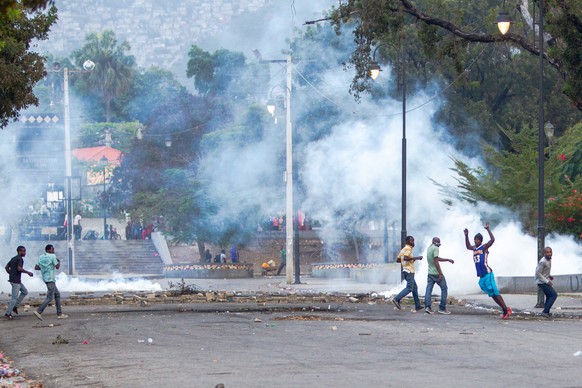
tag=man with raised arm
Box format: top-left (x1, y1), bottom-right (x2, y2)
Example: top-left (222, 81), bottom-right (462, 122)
top-left (464, 223), bottom-right (512, 319)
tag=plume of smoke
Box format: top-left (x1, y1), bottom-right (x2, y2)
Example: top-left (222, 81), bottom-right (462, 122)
top-left (0, 272), bottom-right (162, 294)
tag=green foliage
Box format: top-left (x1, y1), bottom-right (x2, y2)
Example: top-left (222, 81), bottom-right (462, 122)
top-left (135, 169), bottom-right (217, 245)
top-left (186, 45), bottom-right (246, 96)
top-left (545, 123), bottom-right (582, 238)
top-left (78, 122), bottom-right (143, 153)
top-left (71, 30), bottom-right (136, 122)
top-left (200, 105), bottom-right (267, 150)
top-left (0, 0), bottom-right (52, 14)
top-left (330, 0), bottom-right (582, 146)
top-left (450, 122), bottom-right (582, 238)
top-left (0, 3), bottom-right (57, 127)
top-left (122, 67), bottom-right (187, 124)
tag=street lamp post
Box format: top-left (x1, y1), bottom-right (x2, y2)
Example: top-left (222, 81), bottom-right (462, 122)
top-left (263, 55), bottom-right (297, 284)
top-left (370, 43), bottom-right (407, 248)
top-left (100, 155), bottom-right (108, 239)
top-left (535, 0), bottom-right (547, 309)
top-left (497, 2), bottom-right (548, 308)
top-left (56, 59), bottom-right (95, 274)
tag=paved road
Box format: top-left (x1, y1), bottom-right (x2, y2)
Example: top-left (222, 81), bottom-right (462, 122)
top-left (1, 276), bottom-right (581, 387)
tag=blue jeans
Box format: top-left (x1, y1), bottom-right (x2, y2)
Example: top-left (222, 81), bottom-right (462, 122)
top-left (538, 283), bottom-right (558, 313)
top-left (425, 274), bottom-right (448, 311)
top-left (37, 282), bottom-right (62, 315)
top-left (395, 272), bottom-right (421, 310)
top-left (6, 282), bottom-right (28, 315)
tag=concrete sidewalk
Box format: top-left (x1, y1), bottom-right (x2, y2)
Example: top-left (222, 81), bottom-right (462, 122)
top-left (155, 275), bottom-right (582, 317)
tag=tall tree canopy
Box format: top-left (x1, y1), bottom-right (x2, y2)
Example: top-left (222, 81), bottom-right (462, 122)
top-left (0, 0), bottom-right (52, 13)
top-left (328, 0), bottom-right (582, 112)
top-left (71, 30), bottom-right (135, 122)
top-left (186, 45), bottom-right (246, 96)
top-left (0, 2), bottom-right (56, 127)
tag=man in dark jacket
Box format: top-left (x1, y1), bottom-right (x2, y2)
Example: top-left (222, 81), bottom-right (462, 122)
top-left (4, 246), bottom-right (33, 319)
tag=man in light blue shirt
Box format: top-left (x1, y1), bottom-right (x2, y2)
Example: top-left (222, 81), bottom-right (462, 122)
top-left (34, 244), bottom-right (68, 320)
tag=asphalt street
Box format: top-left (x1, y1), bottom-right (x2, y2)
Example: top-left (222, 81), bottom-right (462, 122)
top-left (0, 276), bottom-right (581, 388)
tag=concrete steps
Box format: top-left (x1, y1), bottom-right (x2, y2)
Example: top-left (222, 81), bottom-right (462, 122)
top-left (1, 240), bottom-right (164, 275)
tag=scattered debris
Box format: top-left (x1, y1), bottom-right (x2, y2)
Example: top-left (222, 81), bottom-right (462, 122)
top-left (331, 326), bottom-right (337, 331)
top-left (253, 318), bottom-right (262, 323)
top-left (574, 351), bottom-right (582, 357)
top-left (52, 335), bottom-right (69, 345)
top-left (167, 278), bottom-right (202, 295)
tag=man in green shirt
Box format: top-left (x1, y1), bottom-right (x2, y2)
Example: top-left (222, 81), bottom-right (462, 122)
top-left (424, 237), bottom-right (455, 315)
top-left (33, 244), bottom-right (68, 320)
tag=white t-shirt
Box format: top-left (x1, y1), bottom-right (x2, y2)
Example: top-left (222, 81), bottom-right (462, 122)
top-left (74, 214), bottom-right (82, 226)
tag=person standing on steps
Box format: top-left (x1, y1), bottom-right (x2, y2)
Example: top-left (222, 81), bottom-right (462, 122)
top-left (464, 223), bottom-right (512, 319)
top-left (33, 244), bottom-right (68, 320)
top-left (73, 213), bottom-right (82, 240)
top-left (4, 246), bottom-right (33, 319)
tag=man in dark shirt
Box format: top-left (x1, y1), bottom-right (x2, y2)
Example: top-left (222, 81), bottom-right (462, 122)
top-left (4, 246), bottom-right (34, 319)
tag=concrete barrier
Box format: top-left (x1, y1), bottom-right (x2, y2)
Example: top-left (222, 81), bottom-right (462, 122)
top-left (496, 274), bottom-right (582, 293)
top-left (350, 264), bottom-right (401, 285)
top-left (163, 263), bottom-right (254, 279)
top-left (311, 263), bottom-right (402, 285)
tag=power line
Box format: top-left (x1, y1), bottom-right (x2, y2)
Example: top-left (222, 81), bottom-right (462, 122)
top-left (292, 44), bottom-right (491, 117)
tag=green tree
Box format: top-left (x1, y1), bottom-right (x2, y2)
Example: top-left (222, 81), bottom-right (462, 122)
top-left (0, 3), bottom-right (56, 127)
top-left (446, 122), bottom-right (582, 238)
top-left (71, 30), bottom-right (136, 122)
top-left (130, 168), bottom-right (219, 259)
top-left (0, 0), bottom-right (52, 13)
top-left (122, 67), bottom-right (187, 124)
top-left (328, 0), bottom-right (582, 112)
top-left (78, 121), bottom-right (143, 154)
top-left (545, 123), bottom-right (582, 238)
top-left (186, 45), bottom-right (246, 96)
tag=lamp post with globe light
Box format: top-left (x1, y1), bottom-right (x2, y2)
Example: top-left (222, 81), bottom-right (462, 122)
top-left (370, 43), bottom-right (407, 250)
top-left (496, 2), bottom-right (550, 308)
top-left (53, 59), bottom-right (95, 274)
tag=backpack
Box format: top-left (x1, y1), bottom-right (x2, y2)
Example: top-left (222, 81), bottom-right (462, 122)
top-left (214, 254), bottom-right (221, 263)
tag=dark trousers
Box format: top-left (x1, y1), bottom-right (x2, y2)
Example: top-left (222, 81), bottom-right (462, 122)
top-left (276, 261), bottom-right (286, 275)
top-left (395, 272), bottom-right (421, 310)
top-left (538, 283), bottom-right (558, 313)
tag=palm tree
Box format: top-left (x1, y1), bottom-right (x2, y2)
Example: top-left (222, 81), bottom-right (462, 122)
top-left (72, 30), bottom-right (135, 122)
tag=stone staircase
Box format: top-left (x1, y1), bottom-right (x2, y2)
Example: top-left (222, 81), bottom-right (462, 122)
top-left (0, 240), bottom-right (164, 276)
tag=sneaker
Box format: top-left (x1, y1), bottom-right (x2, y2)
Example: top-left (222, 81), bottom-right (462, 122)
top-left (410, 307), bottom-right (423, 313)
top-left (501, 307), bottom-right (513, 320)
top-left (424, 307), bottom-right (434, 314)
top-left (57, 314), bottom-right (69, 319)
top-left (438, 309), bottom-right (451, 315)
top-left (12, 307), bottom-right (18, 315)
top-left (33, 311), bottom-right (43, 321)
top-left (541, 312), bottom-right (552, 319)
top-left (4, 313), bottom-right (12, 320)
top-left (392, 299), bottom-right (401, 310)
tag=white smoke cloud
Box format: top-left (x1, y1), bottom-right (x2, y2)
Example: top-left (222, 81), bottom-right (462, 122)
top-left (0, 272), bottom-right (162, 294)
